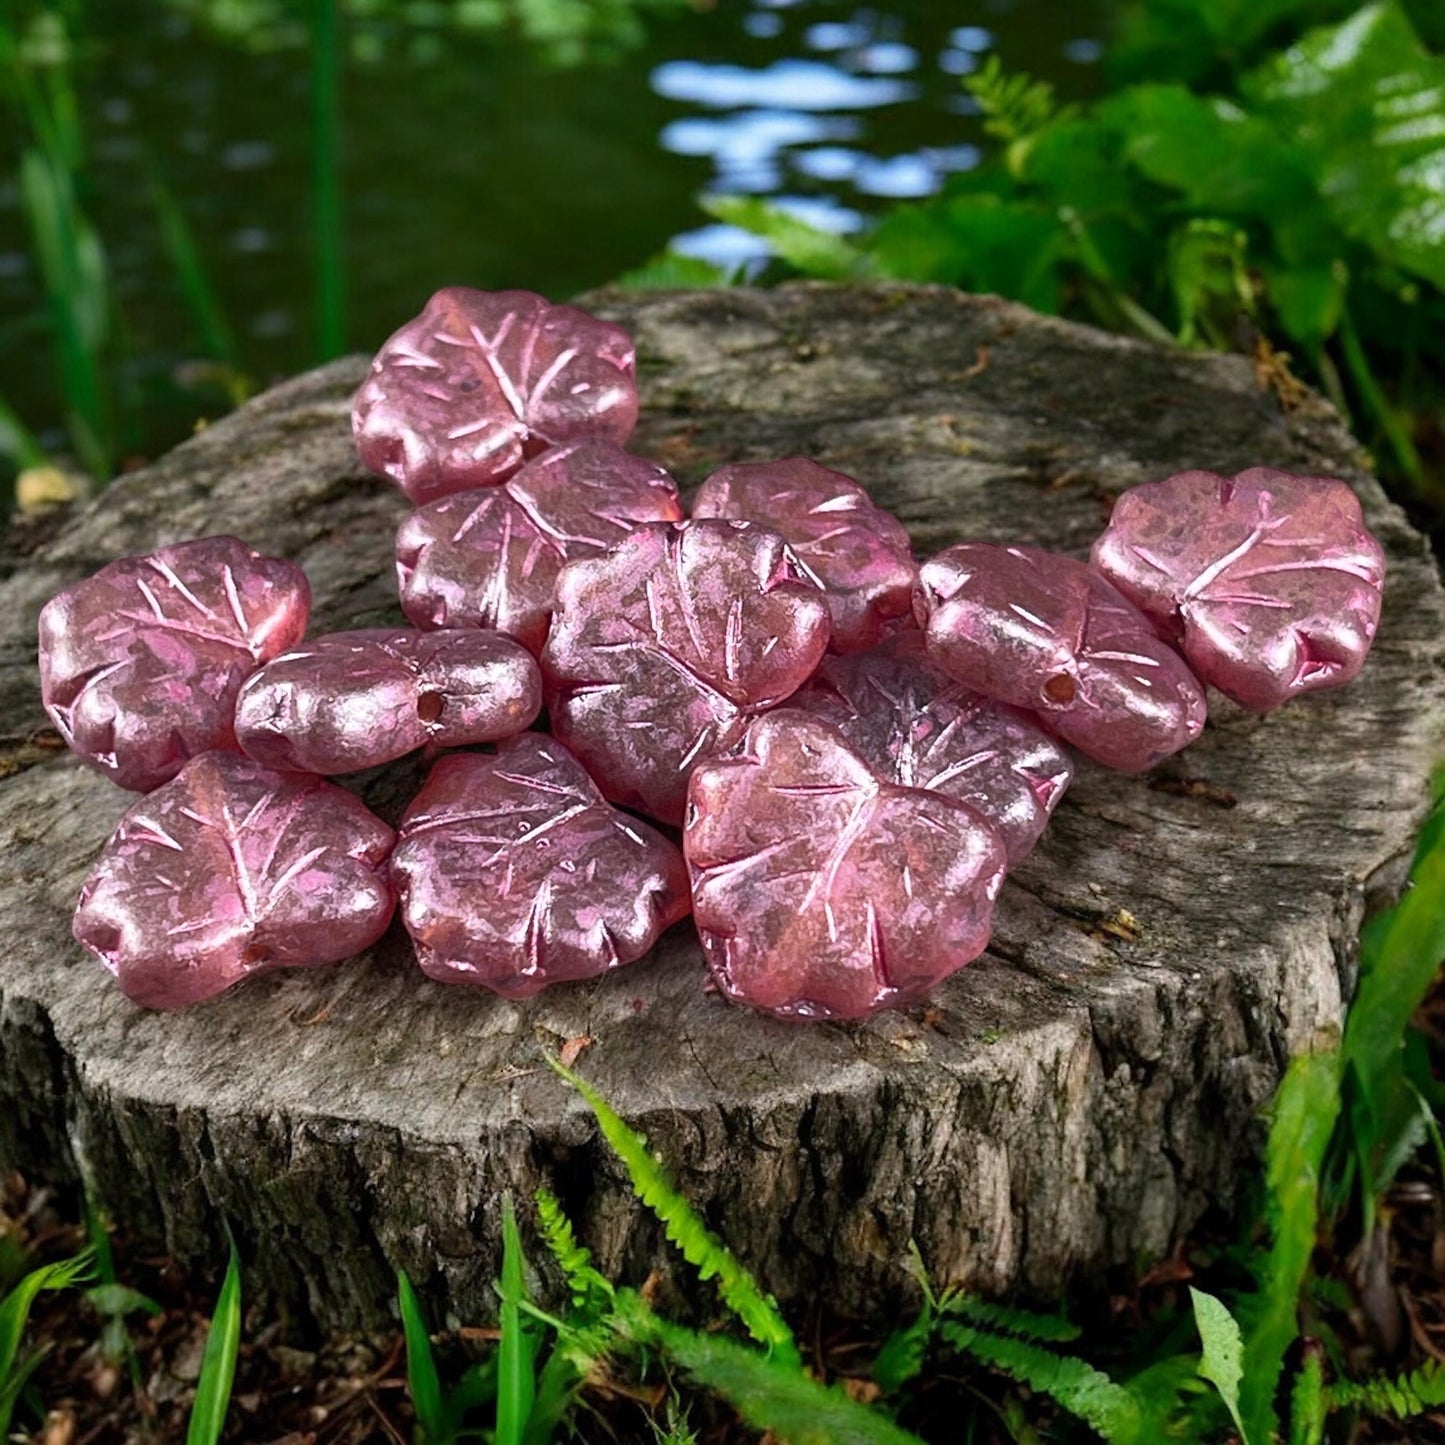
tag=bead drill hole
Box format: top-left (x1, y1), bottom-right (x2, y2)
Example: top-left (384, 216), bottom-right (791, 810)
top-left (1043, 674), bottom-right (1076, 705)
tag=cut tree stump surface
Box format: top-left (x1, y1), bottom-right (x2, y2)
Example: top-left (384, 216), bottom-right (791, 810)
top-left (2, 284), bottom-right (1443, 1330)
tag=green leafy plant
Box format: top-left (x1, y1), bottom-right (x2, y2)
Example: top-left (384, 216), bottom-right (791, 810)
top-left (649, 0), bottom-right (1445, 509)
top-left (186, 1243), bottom-right (242, 1445)
top-left (0, 1248), bottom-right (95, 1436)
top-left (545, 1055), bottom-right (800, 1365)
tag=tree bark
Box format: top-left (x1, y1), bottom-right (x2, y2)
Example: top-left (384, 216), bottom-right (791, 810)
top-left (2, 283), bottom-right (1442, 1332)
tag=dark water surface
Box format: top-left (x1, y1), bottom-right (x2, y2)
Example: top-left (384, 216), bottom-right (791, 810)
top-left (0, 0), bottom-right (1113, 467)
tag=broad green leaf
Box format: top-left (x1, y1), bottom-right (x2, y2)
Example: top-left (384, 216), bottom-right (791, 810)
top-left (495, 1192), bottom-right (537, 1445)
top-left (612, 251), bottom-right (734, 290)
top-left (397, 1271), bottom-right (446, 1443)
top-left (186, 1245), bottom-right (242, 1445)
top-left (1240, 1048), bottom-right (1342, 1445)
top-left (1190, 1288), bottom-right (1250, 1444)
top-left (1021, 117), bottom-right (1137, 215)
top-left (1264, 259), bottom-right (1347, 346)
top-left (700, 196), bottom-right (869, 282)
top-left (1100, 85), bottom-right (1319, 221)
top-left (872, 194), bottom-right (1067, 314)
top-left (1247, 2), bottom-right (1445, 290)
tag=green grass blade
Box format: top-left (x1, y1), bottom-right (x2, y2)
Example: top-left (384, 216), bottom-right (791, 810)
top-left (148, 175), bottom-right (241, 368)
top-left (0, 1250), bottom-right (94, 1434)
top-left (1343, 805), bottom-right (1445, 1127)
top-left (186, 1244), bottom-right (242, 1445)
top-left (1240, 1049), bottom-right (1342, 1445)
top-left (310, 0), bottom-right (345, 359)
top-left (0, 395), bottom-right (45, 471)
top-left (398, 1270), bottom-right (447, 1443)
top-left (548, 1056), bottom-right (798, 1364)
top-left (1190, 1288), bottom-right (1250, 1445)
top-left (0, 1344), bottom-right (51, 1436)
top-left (495, 1192), bottom-right (537, 1445)
top-left (627, 1299), bottom-right (924, 1445)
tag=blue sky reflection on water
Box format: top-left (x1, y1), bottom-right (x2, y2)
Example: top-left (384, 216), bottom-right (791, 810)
top-left (651, 6), bottom-right (1091, 268)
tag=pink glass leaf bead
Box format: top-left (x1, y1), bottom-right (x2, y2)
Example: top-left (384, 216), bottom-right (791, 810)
top-left (916, 544), bottom-right (1207, 772)
top-left (1090, 467), bottom-right (1386, 712)
top-left (542, 520), bottom-right (832, 825)
top-left (234, 628), bottom-right (541, 775)
top-left (73, 751), bottom-right (395, 1010)
top-left (691, 458), bottom-right (918, 652)
top-left (391, 733), bottom-right (690, 997)
top-left (395, 439), bottom-right (684, 652)
top-left (353, 287), bottom-right (639, 503)
top-left (790, 628), bottom-right (1073, 863)
top-left (686, 709), bottom-right (1007, 1020)
top-left (38, 535), bottom-right (311, 793)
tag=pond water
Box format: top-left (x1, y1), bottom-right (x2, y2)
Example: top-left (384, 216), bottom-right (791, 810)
top-left (0, 0), bottom-right (1113, 470)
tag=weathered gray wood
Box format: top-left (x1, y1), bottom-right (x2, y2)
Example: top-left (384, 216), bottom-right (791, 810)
top-left (2, 283), bottom-right (1442, 1332)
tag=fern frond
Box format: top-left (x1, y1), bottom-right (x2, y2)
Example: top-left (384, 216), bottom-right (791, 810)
top-left (939, 1321), bottom-right (1148, 1445)
top-left (618, 1292), bottom-right (926, 1445)
top-left (942, 1293), bottom-right (1082, 1343)
top-left (547, 1057), bottom-right (799, 1365)
top-left (1325, 1358), bottom-right (1445, 1417)
top-left (534, 1187), bottom-right (614, 1316)
top-left (1287, 1349), bottom-right (1326, 1445)
top-left (964, 55), bottom-right (1073, 143)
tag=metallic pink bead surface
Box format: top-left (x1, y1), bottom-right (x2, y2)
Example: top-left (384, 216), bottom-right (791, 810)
top-left (1090, 467), bottom-right (1386, 712)
top-left (686, 710), bottom-right (1007, 1020)
top-left (395, 439), bottom-right (684, 652)
top-left (691, 457), bottom-right (917, 652)
top-left (542, 520), bottom-right (832, 825)
top-left (352, 287), bottom-right (639, 503)
top-left (391, 733), bottom-right (690, 997)
top-left (234, 628), bottom-right (541, 775)
top-left (791, 628), bottom-right (1072, 863)
top-left (73, 751), bottom-right (395, 1010)
top-left (38, 535), bottom-right (311, 793)
top-left (916, 544), bottom-right (1207, 772)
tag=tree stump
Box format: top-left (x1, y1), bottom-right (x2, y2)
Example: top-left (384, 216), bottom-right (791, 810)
top-left (2, 284), bottom-right (1442, 1332)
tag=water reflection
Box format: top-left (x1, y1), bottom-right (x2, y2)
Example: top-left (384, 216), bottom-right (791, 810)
top-left (651, 58), bottom-right (913, 110)
top-left (654, 6), bottom-right (1000, 267)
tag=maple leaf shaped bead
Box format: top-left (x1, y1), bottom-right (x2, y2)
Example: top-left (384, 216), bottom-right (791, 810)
top-left (234, 628), bottom-right (542, 774)
top-left (73, 752), bottom-right (395, 1010)
top-left (691, 457), bottom-right (917, 652)
top-left (353, 287), bottom-right (639, 503)
top-left (790, 628), bottom-right (1073, 863)
top-left (395, 439), bottom-right (683, 652)
top-left (542, 520), bottom-right (832, 825)
top-left (390, 734), bottom-right (690, 997)
top-left (39, 536), bottom-right (311, 792)
top-left (1090, 467), bottom-right (1386, 711)
top-left (686, 710), bottom-right (1007, 1021)
top-left (916, 544), bottom-right (1207, 772)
